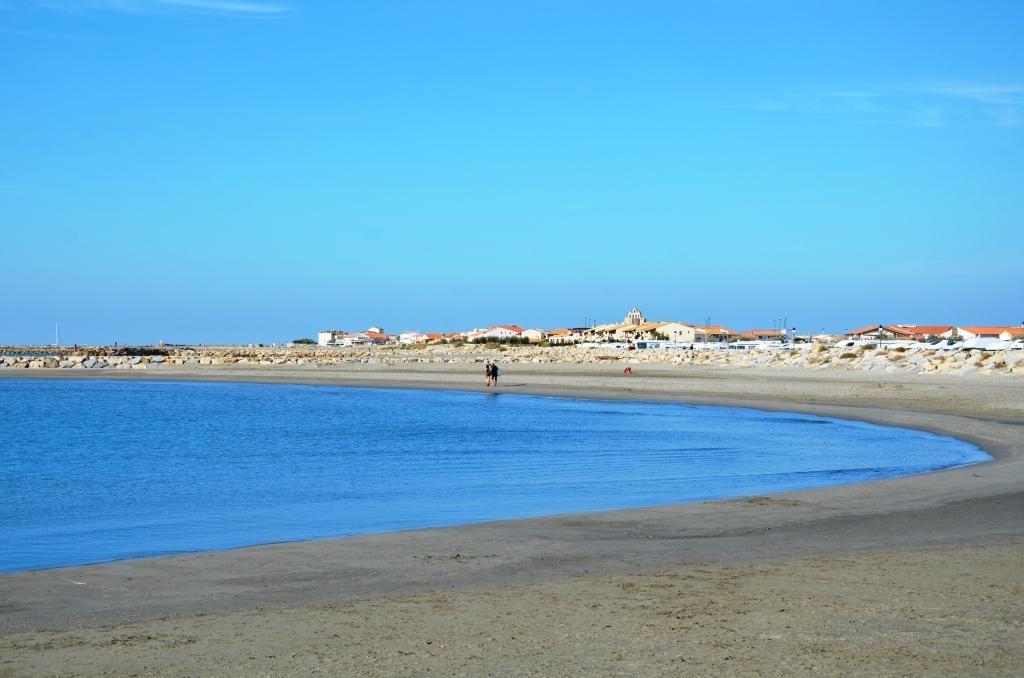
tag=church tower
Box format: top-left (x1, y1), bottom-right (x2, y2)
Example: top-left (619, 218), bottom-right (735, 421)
top-left (624, 307), bottom-right (645, 326)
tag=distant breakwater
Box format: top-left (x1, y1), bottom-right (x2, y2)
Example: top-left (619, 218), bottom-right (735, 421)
top-left (1, 344), bottom-right (1022, 376)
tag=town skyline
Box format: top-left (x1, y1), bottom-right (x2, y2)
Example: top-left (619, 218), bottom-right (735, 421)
top-left (315, 308), bottom-right (1024, 349)
top-left (7, 303), bottom-right (1024, 347)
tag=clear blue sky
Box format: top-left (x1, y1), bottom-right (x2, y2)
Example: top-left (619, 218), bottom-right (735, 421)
top-left (2, 1), bottom-right (1022, 344)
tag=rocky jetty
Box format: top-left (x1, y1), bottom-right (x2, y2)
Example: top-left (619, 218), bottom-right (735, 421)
top-left (1, 343), bottom-right (1021, 376)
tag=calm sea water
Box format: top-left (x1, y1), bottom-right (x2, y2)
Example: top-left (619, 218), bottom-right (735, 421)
top-left (0, 379), bottom-right (989, 573)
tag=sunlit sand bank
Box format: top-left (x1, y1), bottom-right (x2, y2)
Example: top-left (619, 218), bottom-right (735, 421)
top-left (2, 363), bottom-right (1022, 676)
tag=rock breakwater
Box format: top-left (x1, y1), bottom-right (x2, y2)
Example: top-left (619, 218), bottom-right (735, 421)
top-left (1, 344), bottom-right (1021, 377)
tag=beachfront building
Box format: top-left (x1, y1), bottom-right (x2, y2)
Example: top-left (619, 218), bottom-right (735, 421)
top-left (341, 333), bottom-right (374, 346)
top-left (364, 330), bottom-right (392, 344)
top-left (658, 322), bottom-right (697, 343)
top-left (318, 330), bottom-right (375, 346)
top-left (546, 328), bottom-right (572, 344)
top-left (462, 328), bottom-right (488, 342)
top-left (547, 328), bottom-right (587, 345)
top-left (694, 325), bottom-right (738, 343)
top-left (847, 324), bottom-right (953, 341)
top-left (955, 325), bottom-right (1024, 340)
top-left (319, 327), bottom-right (394, 346)
top-left (317, 329), bottom-right (350, 346)
top-left (846, 325), bottom-right (912, 341)
top-left (615, 321), bottom-right (667, 342)
top-left (587, 323), bottom-right (622, 341)
top-left (399, 332), bottom-right (429, 344)
top-left (999, 327), bottom-right (1024, 341)
top-left (741, 329), bottom-right (786, 341)
top-left (477, 325), bottom-right (525, 340)
top-left (521, 328), bottom-right (547, 342)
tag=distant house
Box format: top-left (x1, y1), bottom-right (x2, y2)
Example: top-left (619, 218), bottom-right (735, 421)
top-left (399, 332), bottom-right (429, 344)
top-left (615, 321), bottom-right (667, 341)
top-left (847, 325), bottom-right (952, 341)
top-left (547, 328), bottom-right (586, 345)
top-left (693, 325), bottom-right (738, 343)
top-left (364, 330), bottom-right (393, 345)
top-left (999, 328), bottom-right (1024, 341)
top-left (340, 333), bottom-right (374, 346)
top-left (521, 328), bottom-right (547, 342)
top-left (658, 322), bottom-right (696, 343)
top-left (741, 329), bottom-right (786, 341)
top-left (479, 325), bottom-right (525, 340)
top-left (462, 328), bottom-right (488, 342)
top-left (847, 325), bottom-right (915, 341)
top-left (585, 323), bottom-right (623, 340)
top-left (905, 325), bottom-right (955, 339)
top-left (955, 325), bottom-right (1024, 340)
top-left (317, 329), bottom-right (347, 347)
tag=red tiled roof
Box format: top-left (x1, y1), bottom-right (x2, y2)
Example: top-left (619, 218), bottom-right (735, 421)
top-left (903, 325), bottom-right (952, 335)
top-left (694, 325), bottom-right (737, 335)
top-left (850, 324), bottom-right (952, 337)
top-left (849, 325), bottom-right (916, 337)
top-left (490, 325), bottom-right (524, 333)
top-left (959, 326), bottom-right (1022, 336)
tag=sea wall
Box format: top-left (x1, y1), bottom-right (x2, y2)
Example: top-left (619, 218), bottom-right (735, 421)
top-left (0, 346), bottom-right (1019, 376)
top-left (1, 344), bottom-right (1023, 376)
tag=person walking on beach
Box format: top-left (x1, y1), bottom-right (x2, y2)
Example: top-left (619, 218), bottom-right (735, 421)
top-left (484, 360), bottom-right (493, 387)
top-left (492, 362), bottom-right (500, 386)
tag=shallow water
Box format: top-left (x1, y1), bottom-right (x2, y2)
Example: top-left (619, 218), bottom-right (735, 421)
top-left (0, 379), bottom-right (989, 572)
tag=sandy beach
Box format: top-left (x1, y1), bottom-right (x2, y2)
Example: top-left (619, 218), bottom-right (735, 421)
top-left (2, 363), bottom-right (1023, 676)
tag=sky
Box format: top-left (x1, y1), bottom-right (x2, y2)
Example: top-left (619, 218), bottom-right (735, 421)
top-left (1, 1), bottom-right (1022, 344)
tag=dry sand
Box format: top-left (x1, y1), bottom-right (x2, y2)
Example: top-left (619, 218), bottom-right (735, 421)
top-left (1, 363), bottom-right (1023, 676)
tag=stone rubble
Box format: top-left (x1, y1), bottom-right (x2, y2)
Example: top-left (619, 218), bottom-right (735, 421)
top-left (0, 343), bottom-right (1021, 377)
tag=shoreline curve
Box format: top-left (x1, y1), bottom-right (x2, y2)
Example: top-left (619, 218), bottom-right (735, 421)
top-left (1, 364), bottom-right (1022, 635)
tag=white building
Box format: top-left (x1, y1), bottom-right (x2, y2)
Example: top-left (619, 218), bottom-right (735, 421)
top-left (658, 322), bottom-right (696, 343)
top-left (521, 328), bottom-right (547, 342)
top-left (318, 330), bottom-right (346, 347)
top-left (547, 329), bottom-right (584, 345)
top-left (399, 332), bottom-right (429, 344)
top-left (479, 325), bottom-right (525, 340)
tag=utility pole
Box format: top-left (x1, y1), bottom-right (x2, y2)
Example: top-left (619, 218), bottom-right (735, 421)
top-left (705, 315), bottom-right (711, 348)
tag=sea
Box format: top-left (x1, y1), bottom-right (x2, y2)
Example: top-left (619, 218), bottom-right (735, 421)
top-left (0, 378), bottom-right (990, 573)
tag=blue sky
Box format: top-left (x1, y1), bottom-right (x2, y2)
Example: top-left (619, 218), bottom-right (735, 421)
top-left (1, 1), bottom-right (1022, 344)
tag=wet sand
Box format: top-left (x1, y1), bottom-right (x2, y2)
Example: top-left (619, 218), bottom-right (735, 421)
top-left (2, 364), bottom-right (1023, 676)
